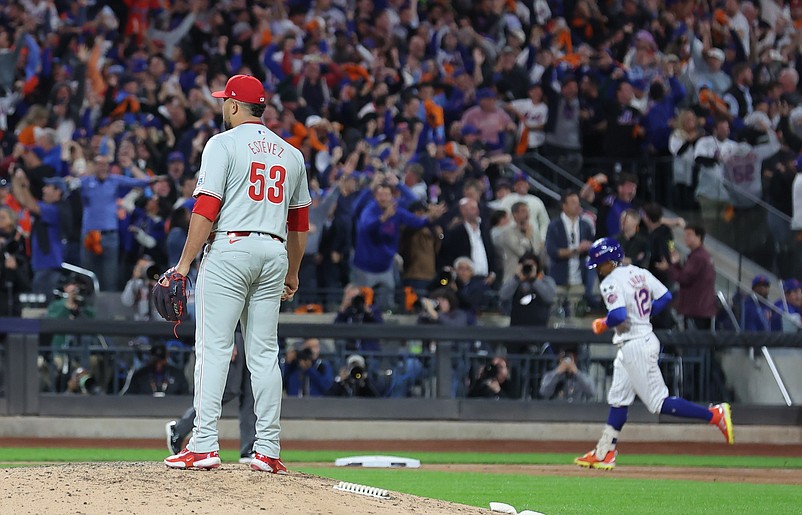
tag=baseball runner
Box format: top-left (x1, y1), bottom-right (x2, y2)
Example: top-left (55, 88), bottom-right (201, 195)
top-left (575, 238), bottom-right (733, 470)
top-left (155, 74), bottom-right (311, 472)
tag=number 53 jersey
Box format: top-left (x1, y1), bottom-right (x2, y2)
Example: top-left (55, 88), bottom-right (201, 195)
top-left (194, 122), bottom-right (312, 240)
top-left (600, 264), bottom-right (669, 345)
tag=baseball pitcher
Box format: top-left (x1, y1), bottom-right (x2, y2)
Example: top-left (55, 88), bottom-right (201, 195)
top-left (155, 75), bottom-right (311, 472)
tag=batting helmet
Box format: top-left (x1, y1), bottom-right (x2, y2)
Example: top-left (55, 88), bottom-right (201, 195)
top-left (586, 237), bottom-right (624, 269)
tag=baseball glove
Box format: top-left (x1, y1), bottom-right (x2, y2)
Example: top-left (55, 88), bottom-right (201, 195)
top-left (151, 269), bottom-right (188, 322)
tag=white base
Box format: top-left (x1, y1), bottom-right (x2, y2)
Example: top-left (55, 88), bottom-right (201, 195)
top-left (335, 455), bottom-right (421, 468)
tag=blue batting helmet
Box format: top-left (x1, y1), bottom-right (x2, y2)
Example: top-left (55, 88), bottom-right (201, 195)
top-left (586, 237), bottom-right (624, 269)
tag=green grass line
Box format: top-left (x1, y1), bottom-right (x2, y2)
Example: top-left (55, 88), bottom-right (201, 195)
top-left (296, 467), bottom-right (802, 515)
top-left (1, 448), bottom-right (801, 469)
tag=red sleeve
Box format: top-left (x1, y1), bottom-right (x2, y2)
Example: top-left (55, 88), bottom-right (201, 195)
top-left (192, 194), bottom-right (222, 222)
top-left (287, 205), bottom-right (310, 231)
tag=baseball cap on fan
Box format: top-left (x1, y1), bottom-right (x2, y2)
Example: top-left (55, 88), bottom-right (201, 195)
top-left (211, 75), bottom-right (266, 104)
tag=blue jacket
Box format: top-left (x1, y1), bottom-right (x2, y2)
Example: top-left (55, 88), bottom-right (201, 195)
top-left (741, 295), bottom-right (773, 331)
top-left (771, 300), bottom-right (801, 332)
top-left (284, 358), bottom-right (334, 397)
top-left (353, 200), bottom-right (429, 273)
top-left (545, 216), bottom-right (594, 287)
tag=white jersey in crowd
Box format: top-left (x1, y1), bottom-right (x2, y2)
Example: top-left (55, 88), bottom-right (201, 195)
top-left (509, 99), bottom-right (548, 149)
top-left (792, 172), bottom-right (802, 231)
top-left (599, 264), bottom-right (669, 345)
top-left (720, 130), bottom-right (779, 208)
top-left (693, 135), bottom-right (736, 202)
top-left (194, 122), bottom-right (312, 239)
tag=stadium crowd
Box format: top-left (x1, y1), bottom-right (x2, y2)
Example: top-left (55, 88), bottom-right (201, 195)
top-left (0, 0), bottom-right (801, 397)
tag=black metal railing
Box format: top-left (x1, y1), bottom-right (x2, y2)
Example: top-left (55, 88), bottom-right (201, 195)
top-left (3, 318), bottom-right (802, 417)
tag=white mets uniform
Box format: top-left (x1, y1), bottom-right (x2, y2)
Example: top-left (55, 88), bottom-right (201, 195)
top-left (600, 264), bottom-right (669, 413)
top-left (188, 121), bottom-right (311, 457)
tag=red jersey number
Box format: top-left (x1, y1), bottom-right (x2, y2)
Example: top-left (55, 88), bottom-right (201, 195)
top-left (248, 162), bottom-right (286, 203)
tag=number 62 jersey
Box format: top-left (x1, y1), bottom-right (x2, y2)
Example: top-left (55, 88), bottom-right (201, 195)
top-left (194, 122), bottom-right (312, 240)
top-left (599, 264), bottom-right (669, 344)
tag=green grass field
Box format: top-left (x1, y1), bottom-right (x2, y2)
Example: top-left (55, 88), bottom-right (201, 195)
top-left (3, 448), bottom-right (801, 514)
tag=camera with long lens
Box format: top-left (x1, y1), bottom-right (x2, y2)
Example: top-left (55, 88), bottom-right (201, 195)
top-left (482, 362), bottom-right (498, 379)
top-left (437, 268), bottom-right (454, 287)
top-left (297, 347), bottom-right (314, 363)
top-left (349, 365), bottom-right (366, 382)
top-left (350, 294), bottom-right (366, 312)
top-left (69, 367), bottom-right (100, 395)
top-left (521, 263), bottom-right (534, 276)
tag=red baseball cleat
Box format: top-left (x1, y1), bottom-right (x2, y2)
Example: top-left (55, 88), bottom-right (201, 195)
top-left (164, 448), bottom-right (221, 470)
top-left (250, 452), bottom-right (288, 474)
top-left (709, 403), bottom-right (734, 444)
top-left (574, 449), bottom-right (617, 470)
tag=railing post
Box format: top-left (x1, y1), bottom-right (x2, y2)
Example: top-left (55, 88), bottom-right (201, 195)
top-left (6, 334), bottom-right (39, 415)
top-left (435, 342), bottom-right (452, 399)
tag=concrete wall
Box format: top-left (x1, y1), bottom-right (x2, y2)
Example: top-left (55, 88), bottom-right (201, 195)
top-left (720, 348), bottom-right (802, 405)
top-left (1, 416), bottom-right (799, 445)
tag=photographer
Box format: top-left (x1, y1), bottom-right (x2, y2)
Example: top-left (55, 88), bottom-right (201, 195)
top-left (45, 274), bottom-right (96, 391)
top-left (0, 204), bottom-right (30, 319)
top-left (123, 343), bottom-right (189, 396)
top-left (468, 356), bottom-right (516, 399)
top-left (416, 287), bottom-right (473, 327)
top-left (326, 354), bottom-right (380, 398)
top-left (333, 284), bottom-right (384, 352)
top-left (284, 338), bottom-right (334, 397)
top-left (499, 253), bottom-right (556, 327)
top-left (121, 255), bottom-right (161, 321)
top-left (417, 287), bottom-right (479, 397)
top-left (539, 351), bottom-right (596, 402)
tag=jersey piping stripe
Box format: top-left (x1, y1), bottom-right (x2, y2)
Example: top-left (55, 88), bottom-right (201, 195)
top-left (288, 199), bottom-right (313, 209)
top-left (194, 189), bottom-right (223, 200)
top-left (194, 253), bottom-right (209, 451)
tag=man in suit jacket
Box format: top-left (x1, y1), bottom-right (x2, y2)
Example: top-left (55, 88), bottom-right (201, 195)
top-left (437, 197), bottom-right (499, 287)
top-left (545, 190), bottom-right (595, 308)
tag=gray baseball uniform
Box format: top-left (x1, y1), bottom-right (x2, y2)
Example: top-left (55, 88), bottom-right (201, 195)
top-left (174, 329), bottom-right (255, 458)
top-left (187, 121), bottom-right (311, 458)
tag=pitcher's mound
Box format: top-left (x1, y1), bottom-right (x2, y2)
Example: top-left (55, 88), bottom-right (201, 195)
top-left (1, 462), bottom-right (489, 514)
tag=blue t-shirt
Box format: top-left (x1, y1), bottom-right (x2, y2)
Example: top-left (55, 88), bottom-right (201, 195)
top-left (353, 201), bottom-right (429, 273)
top-left (32, 202), bottom-right (63, 271)
top-left (80, 175), bottom-right (152, 232)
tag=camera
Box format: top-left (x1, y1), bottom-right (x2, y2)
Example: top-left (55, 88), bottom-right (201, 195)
top-left (349, 365), bottom-right (366, 382)
top-left (1, 237), bottom-right (20, 256)
top-left (437, 268), bottom-right (455, 287)
top-left (144, 264), bottom-right (161, 282)
top-left (297, 347), bottom-right (314, 363)
top-left (350, 294), bottom-right (366, 312)
top-left (522, 264), bottom-right (534, 276)
top-left (68, 367), bottom-right (100, 395)
top-left (482, 362), bottom-right (498, 378)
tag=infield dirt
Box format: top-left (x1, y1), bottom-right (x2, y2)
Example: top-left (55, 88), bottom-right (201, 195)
top-left (0, 462), bottom-right (490, 515)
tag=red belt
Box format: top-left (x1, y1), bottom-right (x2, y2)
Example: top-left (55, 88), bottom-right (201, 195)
top-left (210, 231), bottom-right (284, 243)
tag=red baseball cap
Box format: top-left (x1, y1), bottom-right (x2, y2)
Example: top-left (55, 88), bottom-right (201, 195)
top-left (211, 75), bottom-right (266, 104)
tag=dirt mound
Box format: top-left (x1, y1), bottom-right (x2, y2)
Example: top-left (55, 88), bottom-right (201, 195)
top-left (0, 462), bottom-right (489, 515)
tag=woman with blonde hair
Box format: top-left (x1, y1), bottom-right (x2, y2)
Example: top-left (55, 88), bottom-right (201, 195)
top-left (669, 110), bottom-right (703, 209)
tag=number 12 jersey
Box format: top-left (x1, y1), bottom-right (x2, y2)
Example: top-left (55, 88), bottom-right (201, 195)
top-left (599, 264), bottom-right (669, 344)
